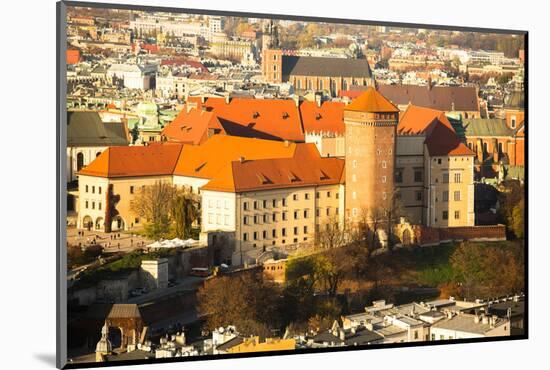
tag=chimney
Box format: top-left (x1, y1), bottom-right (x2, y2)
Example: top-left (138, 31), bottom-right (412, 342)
top-left (293, 95), bottom-right (300, 107)
top-left (239, 156), bottom-right (245, 163)
top-left (283, 140), bottom-right (290, 147)
top-left (315, 93), bottom-right (322, 108)
top-left (225, 95), bottom-right (231, 104)
top-left (201, 96), bottom-right (206, 104)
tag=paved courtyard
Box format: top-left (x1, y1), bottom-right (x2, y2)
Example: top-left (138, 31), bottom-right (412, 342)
top-left (66, 227), bottom-right (153, 253)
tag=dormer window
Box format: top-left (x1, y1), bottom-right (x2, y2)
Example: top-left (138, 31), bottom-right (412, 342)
top-left (282, 112), bottom-right (289, 119)
top-left (253, 111), bottom-right (260, 119)
top-left (315, 113), bottom-right (322, 120)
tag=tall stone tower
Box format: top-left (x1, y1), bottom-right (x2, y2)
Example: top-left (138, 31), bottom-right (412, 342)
top-left (344, 87), bottom-right (400, 223)
top-left (261, 20), bottom-right (282, 84)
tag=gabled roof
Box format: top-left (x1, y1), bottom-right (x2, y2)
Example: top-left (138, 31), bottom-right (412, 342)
top-left (67, 111), bottom-right (129, 147)
top-left (376, 84), bottom-right (480, 112)
top-left (281, 55), bottom-right (373, 78)
top-left (186, 97), bottom-right (304, 141)
top-left (300, 100), bottom-right (345, 134)
top-left (504, 90), bottom-right (525, 110)
top-left (398, 105), bottom-right (454, 136)
top-left (345, 87), bottom-right (400, 113)
top-left (172, 135), bottom-right (298, 179)
top-left (201, 144), bottom-right (345, 193)
top-left (78, 143), bottom-right (183, 178)
top-left (425, 122), bottom-right (474, 157)
top-left (162, 108), bottom-right (225, 145)
top-left (463, 118), bottom-right (515, 137)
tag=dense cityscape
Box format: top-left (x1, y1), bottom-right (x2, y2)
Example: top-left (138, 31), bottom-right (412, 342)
top-left (64, 5), bottom-right (525, 365)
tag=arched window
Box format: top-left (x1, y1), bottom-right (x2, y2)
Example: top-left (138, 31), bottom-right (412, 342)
top-left (76, 152), bottom-right (84, 171)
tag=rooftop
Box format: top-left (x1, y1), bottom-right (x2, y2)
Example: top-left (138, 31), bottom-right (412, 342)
top-left (345, 87), bottom-right (400, 113)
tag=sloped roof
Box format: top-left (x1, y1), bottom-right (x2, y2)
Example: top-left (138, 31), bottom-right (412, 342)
top-left (282, 55), bottom-right (372, 78)
top-left (78, 143), bottom-right (183, 178)
top-left (162, 108), bottom-right (225, 145)
top-left (425, 122), bottom-right (474, 157)
top-left (345, 87), bottom-right (400, 113)
top-left (463, 118), bottom-right (515, 137)
top-left (398, 105), bottom-right (454, 136)
top-left (376, 84), bottom-right (479, 112)
top-left (201, 144), bottom-right (345, 193)
top-left (67, 111), bottom-right (129, 147)
top-left (187, 97), bottom-right (304, 141)
top-left (107, 304), bottom-right (142, 319)
top-left (172, 135), bottom-right (298, 179)
top-left (300, 100), bottom-right (345, 134)
top-left (504, 91), bottom-right (525, 110)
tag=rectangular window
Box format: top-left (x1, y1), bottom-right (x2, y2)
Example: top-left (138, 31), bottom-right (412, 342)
top-left (85, 200), bottom-right (88, 209)
top-left (244, 202), bottom-right (249, 211)
top-left (243, 233), bottom-right (248, 241)
top-left (327, 191), bottom-right (331, 198)
top-left (294, 211), bottom-right (298, 220)
top-left (414, 169), bottom-right (423, 182)
top-left (282, 212), bottom-right (288, 221)
top-left (254, 201), bottom-right (258, 210)
top-left (263, 230), bottom-right (267, 239)
top-left (454, 211), bottom-right (461, 219)
top-left (303, 226), bottom-right (308, 234)
top-left (316, 192), bottom-right (320, 199)
top-left (85, 185), bottom-right (89, 193)
top-left (443, 211), bottom-right (449, 220)
top-left (253, 232), bottom-right (258, 240)
top-left (316, 208), bottom-right (321, 217)
top-left (98, 187), bottom-right (102, 194)
top-left (263, 200), bottom-right (268, 208)
top-left (454, 191), bottom-right (461, 201)
top-left (282, 228), bottom-right (287, 237)
top-left (272, 229), bottom-right (276, 238)
top-left (272, 213), bottom-right (277, 222)
top-left (92, 202), bottom-right (95, 210)
top-left (272, 199), bottom-right (277, 207)
top-left (263, 214), bottom-right (269, 223)
top-left (98, 202), bottom-right (102, 210)
top-left (454, 173), bottom-right (462, 183)
top-left (415, 191), bottom-right (422, 201)
top-left (395, 169), bottom-right (403, 183)
top-left (305, 193), bottom-right (310, 200)
top-left (326, 208), bottom-right (330, 216)
top-left (130, 186), bottom-right (134, 194)
top-left (304, 209), bottom-right (309, 218)
top-left (443, 173), bottom-right (449, 183)
top-left (294, 227), bottom-right (298, 235)
top-left (92, 186), bottom-right (95, 194)
top-left (243, 216), bottom-right (248, 225)
top-left (282, 198), bottom-right (287, 207)
top-left (293, 194), bottom-right (298, 201)
top-left (443, 191), bottom-right (449, 202)
top-left (254, 215), bottom-right (259, 224)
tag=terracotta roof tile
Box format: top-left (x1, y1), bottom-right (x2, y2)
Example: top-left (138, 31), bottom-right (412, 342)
top-left (78, 143), bottom-right (183, 178)
top-left (202, 143), bottom-right (345, 193)
top-left (186, 97), bottom-right (304, 141)
top-left (345, 87), bottom-right (399, 113)
top-left (425, 123), bottom-right (474, 157)
top-left (161, 108), bottom-right (225, 145)
top-left (172, 135), bottom-right (298, 179)
top-left (398, 105), bottom-right (454, 136)
top-left (300, 101), bottom-right (345, 134)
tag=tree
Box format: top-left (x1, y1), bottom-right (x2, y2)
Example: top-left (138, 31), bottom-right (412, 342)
top-left (130, 182), bottom-right (200, 240)
top-left (171, 189), bottom-right (200, 239)
top-left (131, 181), bottom-right (176, 239)
top-left (197, 271), bottom-right (281, 337)
top-left (316, 215), bottom-right (348, 250)
top-left (450, 241), bottom-right (524, 299)
top-left (511, 198), bottom-right (525, 239)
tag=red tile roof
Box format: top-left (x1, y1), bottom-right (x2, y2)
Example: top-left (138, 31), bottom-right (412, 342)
top-left (398, 105), bottom-right (455, 136)
top-left (186, 97), bottom-right (304, 141)
top-left (300, 101), bottom-right (345, 135)
top-left (160, 58), bottom-right (208, 73)
top-left (345, 87), bottom-right (400, 113)
top-left (202, 143), bottom-right (345, 193)
top-left (172, 135), bottom-right (299, 179)
top-left (78, 143), bottom-right (183, 178)
top-left (425, 121), bottom-right (474, 157)
top-left (161, 109), bottom-right (225, 145)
